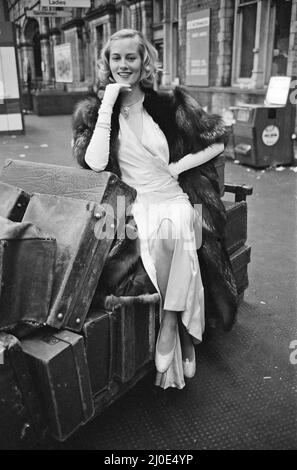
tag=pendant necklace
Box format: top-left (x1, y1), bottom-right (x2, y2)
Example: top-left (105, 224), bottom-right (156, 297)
top-left (121, 95), bottom-right (144, 119)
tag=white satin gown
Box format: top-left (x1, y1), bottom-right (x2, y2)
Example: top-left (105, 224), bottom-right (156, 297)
top-left (117, 103), bottom-right (205, 389)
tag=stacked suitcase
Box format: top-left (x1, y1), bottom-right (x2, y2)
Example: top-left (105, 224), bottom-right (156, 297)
top-left (0, 157), bottom-right (252, 448)
top-left (202, 154), bottom-right (253, 302)
top-left (223, 183), bottom-right (253, 301)
top-left (0, 162), bottom-right (160, 447)
top-left (214, 154), bottom-right (253, 302)
top-left (0, 333), bottom-right (46, 449)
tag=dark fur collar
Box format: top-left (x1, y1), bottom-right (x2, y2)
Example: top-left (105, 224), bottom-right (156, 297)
top-left (72, 86), bottom-right (227, 175)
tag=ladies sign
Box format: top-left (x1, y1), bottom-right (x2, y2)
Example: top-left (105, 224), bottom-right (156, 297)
top-left (41, 0), bottom-right (90, 6)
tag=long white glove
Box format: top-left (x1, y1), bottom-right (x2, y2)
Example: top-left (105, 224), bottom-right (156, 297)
top-left (85, 84), bottom-right (131, 171)
top-left (168, 143), bottom-right (224, 179)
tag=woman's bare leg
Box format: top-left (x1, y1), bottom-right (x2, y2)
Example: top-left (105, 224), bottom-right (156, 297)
top-left (150, 218), bottom-right (179, 355)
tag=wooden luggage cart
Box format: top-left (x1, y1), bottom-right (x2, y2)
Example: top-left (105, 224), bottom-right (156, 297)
top-left (0, 158), bottom-right (252, 448)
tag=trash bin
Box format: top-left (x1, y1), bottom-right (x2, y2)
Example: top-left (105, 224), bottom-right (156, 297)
top-left (232, 76), bottom-right (296, 168)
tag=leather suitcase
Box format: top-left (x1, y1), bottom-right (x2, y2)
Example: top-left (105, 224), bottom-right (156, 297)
top-left (0, 333), bottom-right (46, 449)
top-left (0, 159), bottom-right (136, 241)
top-left (82, 309), bottom-right (117, 397)
top-left (224, 200), bottom-right (247, 254)
top-left (230, 244), bottom-right (251, 296)
top-left (1, 160), bottom-right (136, 330)
top-left (0, 182), bottom-right (31, 221)
top-left (105, 295), bottom-right (159, 384)
top-left (0, 216), bottom-right (56, 332)
top-left (22, 193), bottom-right (110, 331)
top-left (21, 328), bottom-right (94, 442)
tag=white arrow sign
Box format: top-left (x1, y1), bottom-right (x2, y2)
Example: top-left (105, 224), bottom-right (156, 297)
top-left (40, 0), bottom-right (91, 7)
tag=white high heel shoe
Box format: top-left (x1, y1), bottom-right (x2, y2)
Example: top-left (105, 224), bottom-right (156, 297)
top-left (182, 344), bottom-right (196, 379)
top-left (155, 324), bottom-right (177, 374)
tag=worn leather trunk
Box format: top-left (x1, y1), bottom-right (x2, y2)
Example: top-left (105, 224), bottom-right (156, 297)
top-left (21, 328), bottom-right (94, 442)
top-left (0, 216), bottom-right (56, 332)
top-left (230, 244), bottom-right (251, 296)
top-left (0, 333), bottom-right (46, 449)
top-left (0, 160), bottom-right (136, 329)
top-left (82, 301), bottom-right (157, 393)
top-left (22, 193), bottom-right (110, 331)
top-left (224, 200), bottom-right (247, 255)
top-left (82, 309), bottom-right (117, 397)
top-left (0, 159), bottom-right (136, 241)
top-left (0, 182), bottom-right (31, 222)
top-left (115, 302), bottom-right (157, 383)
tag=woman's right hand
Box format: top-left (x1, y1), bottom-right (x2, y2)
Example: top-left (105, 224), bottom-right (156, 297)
top-left (102, 83), bottom-right (132, 107)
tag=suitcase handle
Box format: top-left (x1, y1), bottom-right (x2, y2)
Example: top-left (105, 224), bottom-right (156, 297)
top-left (104, 293), bottom-right (160, 311)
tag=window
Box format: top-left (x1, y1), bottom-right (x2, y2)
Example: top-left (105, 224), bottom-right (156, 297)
top-left (135, 4), bottom-right (142, 31)
top-left (238, 1), bottom-right (257, 78)
top-left (96, 24), bottom-right (103, 60)
top-left (153, 0), bottom-right (180, 86)
top-left (154, 40), bottom-right (164, 86)
top-left (153, 0), bottom-right (164, 24)
top-left (232, 0), bottom-right (293, 88)
top-left (116, 9), bottom-right (121, 30)
top-left (172, 0), bottom-right (179, 20)
top-left (172, 21), bottom-right (179, 80)
top-left (122, 5), bottom-right (131, 29)
top-left (271, 0), bottom-right (292, 76)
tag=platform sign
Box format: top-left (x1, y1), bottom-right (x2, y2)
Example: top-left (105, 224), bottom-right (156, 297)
top-left (27, 9), bottom-right (70, 18)
top-left (186, 9), bottom-right (210, 86)
top-left (40, 0), bottom-right (91, 7)
top-left (0, 22), bottom-right (24, 134)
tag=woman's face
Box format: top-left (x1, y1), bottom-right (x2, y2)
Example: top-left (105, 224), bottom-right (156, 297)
top-left (109, 37), bottom-right (142, 88)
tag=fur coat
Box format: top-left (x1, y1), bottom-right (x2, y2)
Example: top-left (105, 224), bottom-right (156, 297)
top-left (72, 86), bottom-right (238, 331)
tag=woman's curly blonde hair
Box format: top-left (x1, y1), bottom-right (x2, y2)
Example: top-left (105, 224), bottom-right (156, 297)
top-left (98, 29), bottom-right (158, 88)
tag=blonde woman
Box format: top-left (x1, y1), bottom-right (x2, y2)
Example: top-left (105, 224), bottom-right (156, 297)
top-left (72, 29), bottom-right (237, 389)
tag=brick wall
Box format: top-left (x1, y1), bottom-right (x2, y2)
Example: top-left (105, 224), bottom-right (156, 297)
top-left (288, 0), bottom-right (297, 76)
top-left (216, 0), bottom-right (234, 87)
top-left (286, 0), bottom-right (297, 129)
